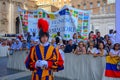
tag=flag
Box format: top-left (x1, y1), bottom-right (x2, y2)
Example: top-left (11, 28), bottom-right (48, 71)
top-left (105, 56), bottom-right (120, 78)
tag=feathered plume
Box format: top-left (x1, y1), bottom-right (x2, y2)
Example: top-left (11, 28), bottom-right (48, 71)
top-left (38, 18), bottom-right (49, 32)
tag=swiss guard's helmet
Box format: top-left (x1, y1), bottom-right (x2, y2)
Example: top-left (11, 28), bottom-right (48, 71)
top-left (38, 18), bottom-right (49, 41)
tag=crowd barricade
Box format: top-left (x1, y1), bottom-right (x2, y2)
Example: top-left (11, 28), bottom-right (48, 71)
top-left (7, 51), bottom-right (120, 80)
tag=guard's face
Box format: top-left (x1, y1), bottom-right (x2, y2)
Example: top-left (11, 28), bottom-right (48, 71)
top-left (41, 35), bottom-right (48, 44)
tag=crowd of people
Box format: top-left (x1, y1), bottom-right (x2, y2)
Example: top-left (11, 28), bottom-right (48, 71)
top-left (0, 29), bottom-right (120, 58)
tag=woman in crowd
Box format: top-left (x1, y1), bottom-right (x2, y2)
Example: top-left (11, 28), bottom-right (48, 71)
top-left (109, 43), bottom-right (120, 57)
top-left (103, 35), bottom-right (110, 45)
top-left (94, 41), bottom-right (108, 57)
top-left (74, 41), bottom-right (86, 55)
top-left (87, 32), bottom-right (96, 48)
top-left (73, 33), bottom-right (78, 50)
top-left (87, 41), bottom-right (97, 55)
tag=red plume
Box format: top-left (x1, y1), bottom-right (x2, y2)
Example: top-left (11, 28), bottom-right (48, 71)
top-left (38, 18), bottom-right (49, 32)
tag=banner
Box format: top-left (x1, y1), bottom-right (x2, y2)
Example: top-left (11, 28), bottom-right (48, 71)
top-left (19, 5), bottom-right (90, 40)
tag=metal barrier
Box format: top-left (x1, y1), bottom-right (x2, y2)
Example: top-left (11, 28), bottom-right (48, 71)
top-left (7, 51), bottom-right (120, 80)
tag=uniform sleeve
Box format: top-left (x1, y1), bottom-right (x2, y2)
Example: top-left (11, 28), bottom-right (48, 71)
top-left (47, 48), bottom-right (64, 72)
top-left (24, 46), bottom-right (36, 71)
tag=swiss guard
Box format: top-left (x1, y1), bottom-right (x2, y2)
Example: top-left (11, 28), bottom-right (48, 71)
top-left (25, 18), bottom-right (64, 80)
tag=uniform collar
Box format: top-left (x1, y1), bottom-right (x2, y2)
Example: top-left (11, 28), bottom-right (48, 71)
top-left (40, 42), bottom-right (49, 47)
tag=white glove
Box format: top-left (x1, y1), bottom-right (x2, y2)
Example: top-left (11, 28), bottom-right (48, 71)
top-left (35, 60), bottom-right (48, 68)
top-left (41, 60), bottom-right (48, 68)
top-left (35, 60), bottom-right (43, 68)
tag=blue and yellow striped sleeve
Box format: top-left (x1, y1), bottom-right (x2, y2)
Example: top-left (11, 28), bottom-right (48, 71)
top-left (25, 46), bottom-right (37, 71)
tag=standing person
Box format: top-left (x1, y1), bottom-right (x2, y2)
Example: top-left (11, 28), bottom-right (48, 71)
top-left (73, 33), bottom-right (78, 50)
top-left (74, 41), bottom-right (86, 55)
top-left (14, 39), bottom-right (22, 50)
top-left (21, 39), bottom-right (28, 50)
top-left (25, 19), bottom-right (64, 80)
top-left (108, 29), bottom-right (115, 44)
top-left (87, 42), bottom-right (97, 55)
top-left (31, 32), bottom-right (37, 41)
top-left (95, 32), bottom-right (104, 48)
top-left (87, 32), bottom-right (96, 48)
top-left (64, 39), bottom-right (74, 53)
top-left (50, 38), bottom-right (57, 48)
top-left (27, 32), bottom-right (31, 43)
top-left (56, 32), bottom-right (62, 40)
top-left (103, 35), bottom-right (110, 45)
top-left (94, 42), bottom-right (108, 57)
top-left (109, 43), bottom-right (120, 57)
top-left (56, 44), bottom-right (65, 61)
top-left (105, 39), bottom-right (113, 53)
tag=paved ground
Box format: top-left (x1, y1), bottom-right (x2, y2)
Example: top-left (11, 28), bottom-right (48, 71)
top-left (0, 57), bottom-right (70, 80)
top-left (16, 76), bottom-right (70, 80)
top-left (0, 57), bottom-right (23, 77)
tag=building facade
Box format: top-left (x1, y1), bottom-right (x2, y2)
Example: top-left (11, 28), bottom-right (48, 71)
top-left (71, 0), bottom-right (115, 36)
top-left (0, 0), bottom-right (72, 34)
top-left (0, 0), bottom-right (116, 35)
top-left (71, 0), bottom-right (115, 15)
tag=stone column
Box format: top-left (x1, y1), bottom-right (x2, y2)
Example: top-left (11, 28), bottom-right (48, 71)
top-left (8, 0), bottom-right (15, 34)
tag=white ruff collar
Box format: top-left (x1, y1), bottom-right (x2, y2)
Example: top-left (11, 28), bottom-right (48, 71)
top-left (40, 42), bottom-right (49, 47)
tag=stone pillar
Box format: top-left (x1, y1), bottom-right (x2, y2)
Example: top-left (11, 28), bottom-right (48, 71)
top-left (8, 1), bottom-right (15, 34)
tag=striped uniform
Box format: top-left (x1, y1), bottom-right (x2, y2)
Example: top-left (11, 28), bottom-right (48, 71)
top-left (25, 44), bottom-right (64, 80)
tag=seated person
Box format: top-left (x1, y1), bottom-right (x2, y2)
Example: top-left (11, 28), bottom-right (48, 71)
top-left (74, 41), bottom-right (86, 55)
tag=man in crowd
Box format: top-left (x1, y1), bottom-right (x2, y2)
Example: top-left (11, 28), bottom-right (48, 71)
top-left (64, 39), bottom-right (74, 53)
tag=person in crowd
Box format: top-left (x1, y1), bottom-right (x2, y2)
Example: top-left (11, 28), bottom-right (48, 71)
top-left (31, 32), bottom-right (36, 41)
top-left (50, 38), bottom-right (57, 48)
top-left (21, 39), bottom-right (28, 50)
top-left (94, 41), bottom-right (108, 57)
top-left (56, 36), bottom-right (60, 45)
top-left (27, 32), bottom-right (31, 43)
top-left (56, 43), bottom-right (65, 61)
top-left (95, 32), bottom-right (104, 48)
top-left (109, 43), bottom-right (120, 57)
top-left (64, 39), bottom-right (74, 53)
top-left (108, 29), bottom-right (115, 44)
top-left (87, 32), bottom-right (96, 48)
top-left (73, 33), bottom-right (78, 50)
top-left (103, 35), bottom-right (110, 45)
top-left (56, 32), bottom-right (62, 40)
top-left (105, 39), bottom-right (113, 53)
top-left (9, 39), bottom-right (16, 50)
top-left (25, 19), bottom-right (64, 80)
top-left (74, 41), bottom-right (86, 55)
top-left (34, 39), bottom-right (39, 46)
top-left (14, 39), bottom-right (22, 50)
top-left (87, 42), bottom-right (97, 55)
top-left (0, 40), bottom-right (9, 56)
